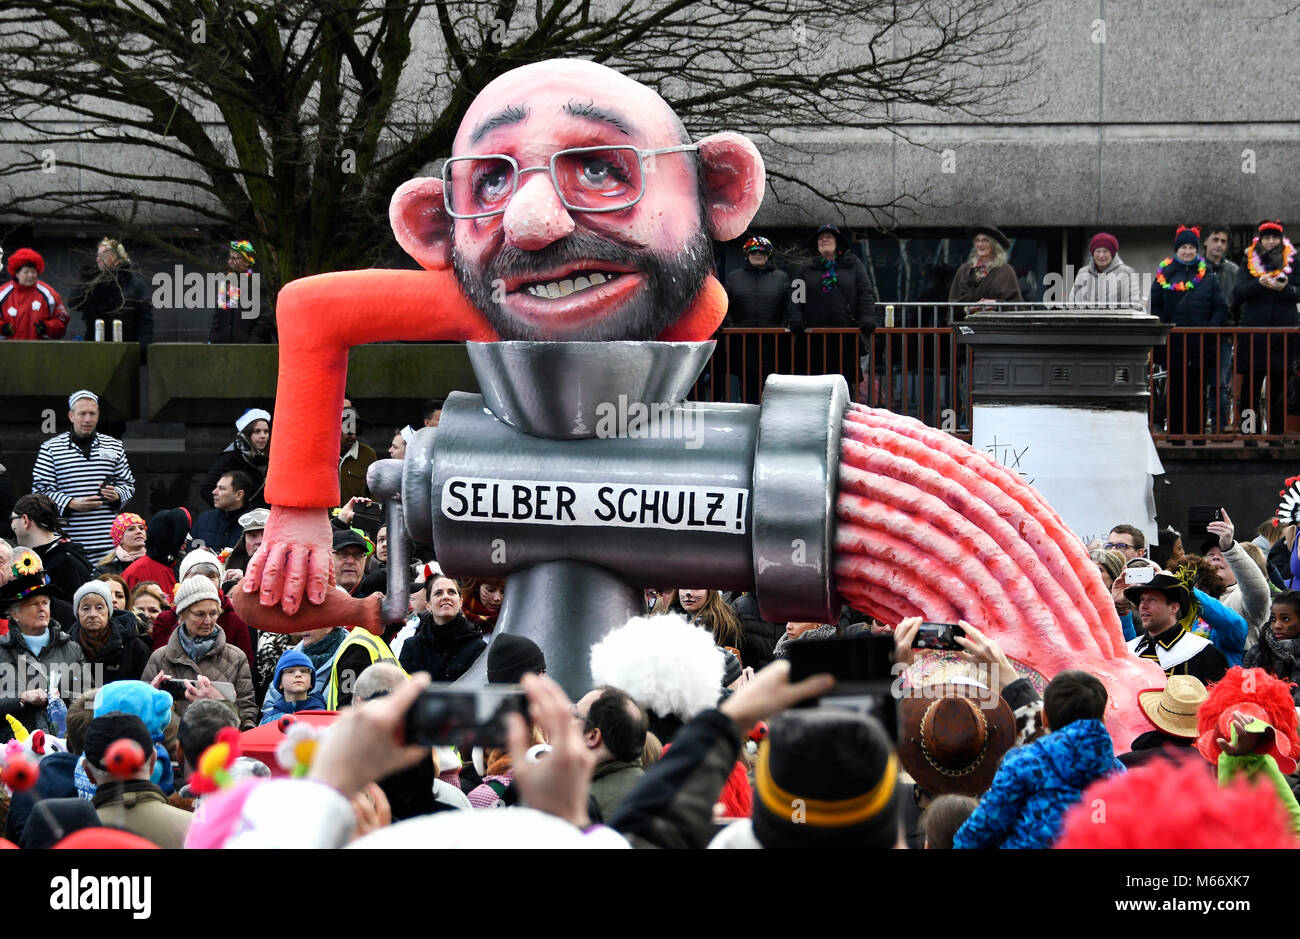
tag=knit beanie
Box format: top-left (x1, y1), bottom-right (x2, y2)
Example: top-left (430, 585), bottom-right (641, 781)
top-left (1259, 220), bottom-right (1285, 237)
top-left (750, 709), bottom-right (900, 849)
top-left (273, 649), bottom-right (315, 692)
top-left (178, 548), bottom-right (223, 583)
top-left (1173, 226), bottom-right (1200, 251)
top-left (486, 634), bottom-right (547, 684)
top-left (1089, 232), bottom-right (1119, 256)
top-left (174, 576), bottom-right (220, 614)
top-left (110, 513), bottom-right (146, 547)
top-left (72, 580), bottom-right (114, 613)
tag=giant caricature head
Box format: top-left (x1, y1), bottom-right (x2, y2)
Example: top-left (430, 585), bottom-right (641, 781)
top-left (390, 59), bottom-right (765, 341)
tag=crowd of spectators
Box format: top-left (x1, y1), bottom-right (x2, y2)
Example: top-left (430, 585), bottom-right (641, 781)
top-left (3, 379), bottom-right (1300, 850)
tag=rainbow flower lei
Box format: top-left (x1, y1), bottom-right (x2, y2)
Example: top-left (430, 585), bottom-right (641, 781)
top-left (1154, 257), bottom-right (1207, 292)
top-left (1246, 236), bottom-right (1295, 280)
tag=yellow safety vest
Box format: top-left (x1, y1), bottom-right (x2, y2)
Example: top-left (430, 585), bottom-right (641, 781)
top-left (325, 628), bottom-right (406, 708)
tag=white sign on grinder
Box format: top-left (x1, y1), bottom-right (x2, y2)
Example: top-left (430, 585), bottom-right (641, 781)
top-left (442, 477), bottom-right (749, 533)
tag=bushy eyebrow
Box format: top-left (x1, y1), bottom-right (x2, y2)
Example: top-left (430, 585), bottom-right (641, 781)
top-left (562, 99), bottom-right (633, 136)
top-left (470, 104), bottom-right (530, 144)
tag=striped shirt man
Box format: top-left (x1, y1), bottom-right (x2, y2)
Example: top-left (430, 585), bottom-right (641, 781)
top-left (32, 429), bottom-right (136, 559)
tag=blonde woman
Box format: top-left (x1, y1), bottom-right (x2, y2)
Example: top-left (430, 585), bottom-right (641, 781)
top-left (70, 236), bottom-right (151, 344)
top-left (949, 226), bottom-right (1022, 306)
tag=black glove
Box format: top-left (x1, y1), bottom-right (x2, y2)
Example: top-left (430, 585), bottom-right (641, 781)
top-left (34, 320), bottom-right (46, 337)
top-left (0, 322), bottom-right (12, 338)
top-left (788, 318), bottom-right (805, 337)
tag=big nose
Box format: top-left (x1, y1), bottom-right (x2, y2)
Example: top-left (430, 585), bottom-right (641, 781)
top-left (502, 170), bottom-right (575, 250)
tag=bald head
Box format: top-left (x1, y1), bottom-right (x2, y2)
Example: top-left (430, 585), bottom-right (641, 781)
top-left (389, 57), bottom-right (764, 342)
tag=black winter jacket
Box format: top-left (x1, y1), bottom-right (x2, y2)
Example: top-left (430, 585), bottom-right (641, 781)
top-left (68, 611), bottom-right (152, 685)
top-left (794, 251), bottom-right (876, 333)
top-left (70, 265), bottom-right (152, 345)
top-left (397, 613), bottom-right (486, 682)
top-left (724, 259), bottom-right (797, 328)
top-left (33, 537), bottom-right (96, 605)
top-left (1234, 265), bottom-right (1300, 370)
top-left (191, 507), bottom-right (245, 552)
top-left (729, 593), bottom-right (782, 671)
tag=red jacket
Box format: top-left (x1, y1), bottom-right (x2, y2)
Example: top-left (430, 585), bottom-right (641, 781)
top-left (0, 280), bottom-right (69, 339)
top-left (122, 555), bottom-right (178, 597)
top-left (150, 592), bottom-right (255, 666)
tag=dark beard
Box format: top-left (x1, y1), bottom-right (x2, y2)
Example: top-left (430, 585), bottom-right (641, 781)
top-left (452, 225), bottom-right (714, 341)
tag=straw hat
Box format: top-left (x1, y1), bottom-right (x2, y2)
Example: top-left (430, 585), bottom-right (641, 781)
top-left (1136, 674), bottom-right (1207, 738)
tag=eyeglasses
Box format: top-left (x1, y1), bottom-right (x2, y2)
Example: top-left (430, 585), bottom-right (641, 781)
top-left (1103, 542), bottom-right (1134, 551)
top-left (570, 706), bottom-right (595, 727)
top-left (189, 610), bottom-right (221, 621)
top-left (441, 144), bottom-right (699, 220)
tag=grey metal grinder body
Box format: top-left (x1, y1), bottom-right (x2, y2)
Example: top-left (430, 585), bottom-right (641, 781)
top-left (366, 340), bottom-right (849, 697)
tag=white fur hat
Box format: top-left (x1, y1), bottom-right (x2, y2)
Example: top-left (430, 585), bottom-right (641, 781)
top-left (590, 613), bottom-right (725, 721)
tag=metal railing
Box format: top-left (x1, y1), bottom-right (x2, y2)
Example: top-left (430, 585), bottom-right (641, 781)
top-left (692, 322), bottom-right (1299, 446)
top-left (1151, 327), bottom-right (1298, 443)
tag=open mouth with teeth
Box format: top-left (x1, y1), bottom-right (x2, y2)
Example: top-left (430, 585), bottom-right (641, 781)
top-left (504, 265), bottom-right (645, 331)
top-left (523, 271), bottom-right (622, 299)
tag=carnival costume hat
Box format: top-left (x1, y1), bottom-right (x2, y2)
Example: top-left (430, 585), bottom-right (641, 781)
top-left (230, 240), bottom-right (255, 264)
top-left (967, 225), bottom-right (1010, 250)
top-left (1195, 666), bottom-right (1300, 773)
top-left (235, 408), bottom-right (270, 434)
top-left (898, 681), bottom-right (1015, 797)
top-left (0, 553), bottom-right (58, 606)
top-left (1173, 225), bottom-right (1201, 252)
top-left (7, 248), bottom-right (44, 277)
top-left (810, 223), bottom-right (851, 254)
top-left (751, 709), bottom-right (899, 849)
top-left (1258, 220), bottom-right (1285, 237)
top-left (1056, 756), bottom-right (1300, 849)
top-left (590, 613), bottom-right (725, 744)
top-left (742, 236), bottom-right (774, 254)
top-left (1136, 674), bottom-right (1207, 739)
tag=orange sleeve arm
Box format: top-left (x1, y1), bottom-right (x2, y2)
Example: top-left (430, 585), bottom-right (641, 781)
top-left (264, 269), bottom-right (497, 508)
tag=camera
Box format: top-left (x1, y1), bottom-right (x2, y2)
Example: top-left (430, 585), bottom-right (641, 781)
top-left (403, 684), bottom-right (529, 749)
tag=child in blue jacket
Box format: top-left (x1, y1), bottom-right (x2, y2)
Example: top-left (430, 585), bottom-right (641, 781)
top-left (954, 670), bottom-right (1124, 849)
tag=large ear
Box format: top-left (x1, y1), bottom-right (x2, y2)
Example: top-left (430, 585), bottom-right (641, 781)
top-left (389, 177), bottom-right (453, 270)
top-left (696, 133), bottom-right (765, 242)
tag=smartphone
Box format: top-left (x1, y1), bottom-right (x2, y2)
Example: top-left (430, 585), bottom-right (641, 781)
top-left (912, 622), bottom-right (967, 652)
top-left (161, 679), bottom-right (191, 700)
top-left (1126, 565), bottom-right (1155, 585)
top-left (403, 684), bottom-right (529, 749)
top-left (351, 500), bottom-right (384, 539)
top-left (786, 634), bottom-right (895, 686)
top-left (1187, 505), bottom-right (1222, 543)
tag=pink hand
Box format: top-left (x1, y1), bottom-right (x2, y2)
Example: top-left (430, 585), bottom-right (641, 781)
top-left (241, 506), bottom-right (334, 614)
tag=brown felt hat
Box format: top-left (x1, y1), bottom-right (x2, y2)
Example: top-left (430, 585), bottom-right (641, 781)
top-left (898, 682), bottom-right (1015, 797)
